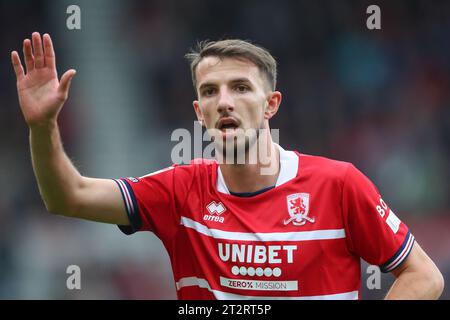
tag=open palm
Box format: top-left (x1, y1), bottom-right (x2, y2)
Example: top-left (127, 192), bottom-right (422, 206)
top-left (11, 32), bottom-right (76, 127)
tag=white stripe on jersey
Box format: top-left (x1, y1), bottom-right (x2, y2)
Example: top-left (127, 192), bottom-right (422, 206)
top-left (180, 217), bottom-right (346, 242)
top-left (139, 166), bottom-right (174, 178)
top-left (176, 276), bottom-right (359, 300)
top-left (116, 179), bottom-right (134, 215)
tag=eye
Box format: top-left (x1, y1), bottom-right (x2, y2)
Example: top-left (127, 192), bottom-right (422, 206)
top-left (202, 87), bottom-right (217, 97)
top-left (235, 85), bottom-right (249, 93)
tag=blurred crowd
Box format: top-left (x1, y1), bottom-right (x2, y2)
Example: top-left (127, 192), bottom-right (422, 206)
top-left (0, 0), bottom-right (449, 299)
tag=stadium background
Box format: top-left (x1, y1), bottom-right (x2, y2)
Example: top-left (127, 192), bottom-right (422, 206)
top-left (0, 0), bottom-right (449, 299)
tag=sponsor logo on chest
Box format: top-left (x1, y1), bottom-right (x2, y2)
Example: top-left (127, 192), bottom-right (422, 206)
top-left (218, 243), bottom-right (297, 264)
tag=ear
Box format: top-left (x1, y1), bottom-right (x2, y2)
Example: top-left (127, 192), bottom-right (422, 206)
top-left (264, 91), bottom-right (282, 120)
top-left (193, 100), bottom-right (204, 126)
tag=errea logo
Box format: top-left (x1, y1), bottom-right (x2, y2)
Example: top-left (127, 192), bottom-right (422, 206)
top-left (207, 201), bottom-right (226, 215)
top-left (204, 201), bottom-right (226, 223)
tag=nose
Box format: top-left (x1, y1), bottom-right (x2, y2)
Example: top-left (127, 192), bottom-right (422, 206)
top-left (217, 87), bottom-right (234, 114)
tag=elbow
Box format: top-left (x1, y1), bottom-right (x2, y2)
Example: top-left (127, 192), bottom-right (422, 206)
top-left (421, 263), bottom-right (445, 299)
top-left (431, 268), bottom-right (445, 299)
top-left (43, 199), bottom-right (78, 217)
top-left (45, 203), bottom-right (69, 216)
top-left (42, 182), bottom-right (87, 218)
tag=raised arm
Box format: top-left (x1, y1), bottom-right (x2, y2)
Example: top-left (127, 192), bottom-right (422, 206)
top-left (11, 32), bottom-right (129, 225)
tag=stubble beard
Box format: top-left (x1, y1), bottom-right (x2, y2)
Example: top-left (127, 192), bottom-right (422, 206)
top-left (214, 121), bottom-right (264, 165)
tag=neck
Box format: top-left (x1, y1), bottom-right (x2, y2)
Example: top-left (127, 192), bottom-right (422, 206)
top-left (218, 135), bottom-right (280, 193)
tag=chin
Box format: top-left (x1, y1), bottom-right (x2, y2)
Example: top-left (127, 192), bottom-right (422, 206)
top-left (215, 135), bottom-right (258, 165)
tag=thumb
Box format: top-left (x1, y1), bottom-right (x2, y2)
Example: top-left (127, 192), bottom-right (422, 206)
top-left (58, 69), bottom-right (77, 96)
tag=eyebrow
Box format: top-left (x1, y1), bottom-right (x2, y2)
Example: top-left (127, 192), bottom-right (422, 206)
top-left (230, 78), bottom-right (252, 86)
top-left (198, 78), bottom-right (253, 91)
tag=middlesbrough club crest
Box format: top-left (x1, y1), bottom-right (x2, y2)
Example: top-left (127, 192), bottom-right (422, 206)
top-left (284, 193), bottom-right (315, 226)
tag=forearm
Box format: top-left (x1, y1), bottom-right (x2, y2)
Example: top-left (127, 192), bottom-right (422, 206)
top-left (30, 120), bottom-right (84, 215)
top-left (385, 267), bottom-right (444, 300)
top-left (13, 33), bottom-right (128, 224)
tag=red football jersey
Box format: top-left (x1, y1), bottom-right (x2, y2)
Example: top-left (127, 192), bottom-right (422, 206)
top-left (114, 145), bottom-right (414, 299)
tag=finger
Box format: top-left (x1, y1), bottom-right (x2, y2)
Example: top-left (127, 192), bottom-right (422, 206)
top-left (32, 32), bottom-right (45, 68)
top-left (23, 39), bottom-right (34, 73)
top-left (58, 69), bottom-right (77, 96)
top-left (11, 51), bottom-right (25, 80)
top-left (43, 33), bottom-right (55, 70)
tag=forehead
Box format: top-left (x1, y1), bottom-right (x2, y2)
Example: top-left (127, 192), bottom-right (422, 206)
top-left (195, 56), bottom-right (264, 87)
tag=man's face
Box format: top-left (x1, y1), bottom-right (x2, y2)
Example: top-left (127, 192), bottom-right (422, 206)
top-left (193, 56), bottom-right (279, 158)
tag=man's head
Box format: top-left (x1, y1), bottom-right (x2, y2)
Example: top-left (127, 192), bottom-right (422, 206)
top-left (185, 39), bottom-right (282, 160)
top-left (186, 39), bottom-right (278, 92)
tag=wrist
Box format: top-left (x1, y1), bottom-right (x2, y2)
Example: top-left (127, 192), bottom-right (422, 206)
top-left (29, 119), bottom-right (58, 133)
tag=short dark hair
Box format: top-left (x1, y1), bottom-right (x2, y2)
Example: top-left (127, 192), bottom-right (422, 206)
top-left (185, 39), bottom-right (277, 92)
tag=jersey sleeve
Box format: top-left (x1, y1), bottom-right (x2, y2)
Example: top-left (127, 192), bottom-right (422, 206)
top-left (113, 164), bottom-right (195, 242)
top-left (342, 164), bottom-right (415, 273)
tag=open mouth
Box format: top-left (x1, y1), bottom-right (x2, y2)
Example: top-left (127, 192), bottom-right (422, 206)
top-left (217, 117), bottom-right (240, 131)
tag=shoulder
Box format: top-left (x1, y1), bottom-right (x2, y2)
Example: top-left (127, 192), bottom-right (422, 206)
top-left (298, 152), bottom-right (354, 182)
top-left (171, 158), bottom-right (217, 178)
top-left (132, 159), bottom-right (216, 194)
top-left (142, 158), bottom-right (216, 174)
top-left (138, 158), bottom-right (216, 181)
top-left (298, 153), bottom-right (377, 195)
